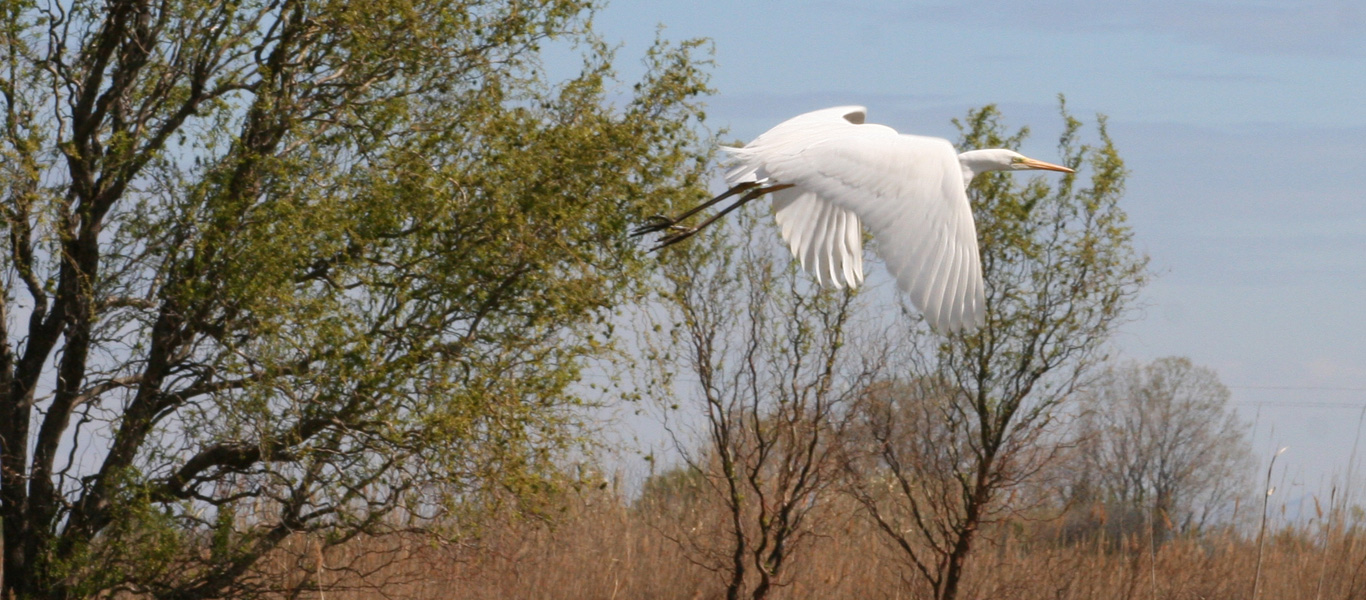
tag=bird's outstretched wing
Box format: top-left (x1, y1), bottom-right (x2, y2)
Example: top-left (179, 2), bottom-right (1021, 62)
top-left (725, 106), bottom-right (985, 332)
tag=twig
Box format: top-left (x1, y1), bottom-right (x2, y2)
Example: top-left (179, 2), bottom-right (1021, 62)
top-left (1251, 446), bottom-right (1287, 600)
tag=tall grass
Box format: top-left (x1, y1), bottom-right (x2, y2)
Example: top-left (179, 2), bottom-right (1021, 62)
top-left (254, 487), bottom-right (1366, 600)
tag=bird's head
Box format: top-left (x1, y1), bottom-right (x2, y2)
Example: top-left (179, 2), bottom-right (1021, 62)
top-left (958, 149), bottom-right (1075, 182)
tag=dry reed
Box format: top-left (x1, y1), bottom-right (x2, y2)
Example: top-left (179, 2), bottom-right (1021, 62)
top-left (235, 488), bottom-right (1366, 600)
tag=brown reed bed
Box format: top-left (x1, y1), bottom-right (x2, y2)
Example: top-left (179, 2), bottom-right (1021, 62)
top-left (242, 489), bottom-right (1366, 600)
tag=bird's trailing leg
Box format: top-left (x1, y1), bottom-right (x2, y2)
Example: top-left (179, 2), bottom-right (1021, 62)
top-left (631, 181), bottom-right (763, 238)
top-left (648, 182), bottom-right (794, 250)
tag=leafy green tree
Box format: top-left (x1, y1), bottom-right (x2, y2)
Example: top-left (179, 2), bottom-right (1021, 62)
top-left (0, 0), bottom-right (712, 597)
top-left (843, 101), bottom-right (1148, 600)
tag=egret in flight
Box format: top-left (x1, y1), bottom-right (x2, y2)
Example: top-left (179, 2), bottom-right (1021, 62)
top-left (632, 106), bottom-right (1074, 332)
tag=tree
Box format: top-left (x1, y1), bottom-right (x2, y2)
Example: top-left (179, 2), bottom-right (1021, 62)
top-left (639, 212), bottom-right (888, 600)
top-left (1070, 356), bottom-right (1252, 538)
top-left (842, 101), bottom-right (1148, 600)
top-left (0, 0), bottom-right (713, 597)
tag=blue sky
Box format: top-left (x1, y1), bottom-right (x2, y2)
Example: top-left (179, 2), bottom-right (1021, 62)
top-left (588, 0), bottom-right (1366, 506)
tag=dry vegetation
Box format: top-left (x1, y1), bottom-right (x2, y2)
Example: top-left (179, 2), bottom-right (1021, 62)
top-left (249, 486), bottom-right (1366, 600)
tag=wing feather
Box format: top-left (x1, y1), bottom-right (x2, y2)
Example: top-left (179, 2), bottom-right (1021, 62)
top-left (770, 187), bottom-right (863, 289)
top-left (938, 228), bottom-right (965, 328)
top-left (921, 224), bottom-right (954, 327)
top-left (807, 200), bottom-right (831, 284)
top-left (823, 205), bottom-right (845, 285)
top-left (945, 239), bottom-right (967, 328)
top-left (842, 209), bottom-right (864, 287)
top-left (725, 106), bottom-right (986, 331)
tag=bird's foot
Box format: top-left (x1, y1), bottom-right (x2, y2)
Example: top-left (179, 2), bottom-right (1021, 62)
top-left (630, 215), bottom-right (678, 237)
top-left (652, 226), bottom-right (700, 250)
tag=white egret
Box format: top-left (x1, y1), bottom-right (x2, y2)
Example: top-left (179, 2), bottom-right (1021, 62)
top-left (633, 106), bottom-right (1074, 332)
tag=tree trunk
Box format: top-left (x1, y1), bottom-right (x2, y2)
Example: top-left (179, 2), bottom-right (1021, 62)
top-left (938, 526), bottom-right (976, 600)
top-left (938, 453), bottom-right (997, 600)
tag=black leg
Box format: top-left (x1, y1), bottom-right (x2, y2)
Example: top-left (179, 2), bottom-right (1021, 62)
top-left (651, 183), bottom-right (793, 250)
top-left (630, 181), bottom-right (762, 238)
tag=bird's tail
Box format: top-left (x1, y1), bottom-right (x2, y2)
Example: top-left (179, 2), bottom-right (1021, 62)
top-left (720, 145), bottom-right (765, 186)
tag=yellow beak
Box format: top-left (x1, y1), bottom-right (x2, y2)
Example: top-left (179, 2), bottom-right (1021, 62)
top-left (1020, 157), bottom-right (1075, 173)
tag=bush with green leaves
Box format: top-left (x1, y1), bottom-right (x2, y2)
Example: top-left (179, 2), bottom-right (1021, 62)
top-left (0, 0), bottom-right (712, 597)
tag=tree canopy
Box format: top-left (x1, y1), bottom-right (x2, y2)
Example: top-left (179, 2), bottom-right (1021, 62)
top-left (1071, 356), bottom-right (1253, 536)
top-left (0, 0), bottom-right (713, 597)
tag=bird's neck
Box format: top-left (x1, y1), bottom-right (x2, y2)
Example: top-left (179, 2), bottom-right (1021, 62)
top-left (957, 150), bottom-right (1011, 185)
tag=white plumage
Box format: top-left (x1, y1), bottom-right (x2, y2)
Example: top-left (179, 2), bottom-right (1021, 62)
top-left (635, 106), bottom-right (1074, 333)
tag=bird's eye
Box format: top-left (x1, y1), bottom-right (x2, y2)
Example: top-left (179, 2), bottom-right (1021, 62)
top-left (1010, 156), bottom-right (1025, 164)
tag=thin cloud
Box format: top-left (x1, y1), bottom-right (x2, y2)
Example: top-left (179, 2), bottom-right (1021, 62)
top-left (1158, 71), bottom-right (1272, 84)
top-left (899, 1), bottom-right (1366, 57)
